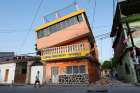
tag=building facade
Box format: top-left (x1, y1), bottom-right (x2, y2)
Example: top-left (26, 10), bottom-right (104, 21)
top-left (35, 8), bottom-right (100, 85)
top-left (30, 61), bottom-right (44, 84)
top-left (0, 55), bottom-right (35, 84)
top-left (0, 62), bottom-right (16, 84)
top-left (111, 0), bottom-right (140, 83)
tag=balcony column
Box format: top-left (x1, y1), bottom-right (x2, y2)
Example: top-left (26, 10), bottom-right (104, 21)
top-left (42, 61), bottom-right (46, 85)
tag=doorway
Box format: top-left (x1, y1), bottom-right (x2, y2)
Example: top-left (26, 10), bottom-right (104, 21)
top-left (4, 69), bottom-right (9, 82)
top-left (51, 66), bottom-right (59, 83)
top-left (14, 62), bottom-right (27, 84)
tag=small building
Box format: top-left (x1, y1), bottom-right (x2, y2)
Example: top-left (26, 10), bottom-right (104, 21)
top-left (0, 55), bottom-right (34, 84)
top-left (101, 69), bottom-right (111, 78)
top-left (0, 61), bottom-right (16, 84)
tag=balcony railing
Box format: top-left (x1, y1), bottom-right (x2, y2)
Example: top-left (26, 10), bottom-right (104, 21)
top-left (43, 3), bottom-right (78, 23)
top-left (41, 43), bottom-right (90, 61)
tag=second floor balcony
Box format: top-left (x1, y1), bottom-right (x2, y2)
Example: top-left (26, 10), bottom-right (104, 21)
top-left (41, 43), bottom-right (90, 61)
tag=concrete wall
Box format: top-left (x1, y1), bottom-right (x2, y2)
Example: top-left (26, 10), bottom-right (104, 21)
top-left (63, 37), bottom-right (91, 49)
top-left (30, 66), bottom-right (43, 84)
top-left (101, 69), bottom-right (110, 78)
top-left (44, 59), bottom-right (99, 83)
top-left (0, 63), bottom-right (16, 84)
top-left (37, 21), bottom-right (90, 49)
top-left (45, 59), bottom-right (89, 83)
top-left (117, 52), bottom-right (137, 82)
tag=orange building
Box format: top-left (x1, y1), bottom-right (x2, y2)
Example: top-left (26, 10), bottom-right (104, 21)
top-left (35, 9), bottom-right (100, 84)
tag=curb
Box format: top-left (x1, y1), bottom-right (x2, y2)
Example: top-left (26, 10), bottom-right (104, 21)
top-left (134, 83), bottom-right (140, 87)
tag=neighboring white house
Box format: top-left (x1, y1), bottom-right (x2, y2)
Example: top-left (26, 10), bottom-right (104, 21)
top-left (101, 69), bottom-right (111, 78)
top-left (30, 62), bottom-right (43, 84)
top-left (0, 62), bottom-right (16, 84)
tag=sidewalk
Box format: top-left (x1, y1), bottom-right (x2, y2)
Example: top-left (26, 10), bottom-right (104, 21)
top-left (93, 78), bottom-right (135, 87)
top-left (0, 83), bottom-right (32, 87)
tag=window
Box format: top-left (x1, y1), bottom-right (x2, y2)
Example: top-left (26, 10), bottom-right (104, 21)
top-left (69, 16), bottom-right (78, 26)
top-left (37, 14), bottom-right (84, 39)
top-left (44, 28), bottom-right (50, 36)
top-left (49, 25), bottom-right (56, 34)
top-left (66, 66), bottom-right (72, 74)
top-left (37, 30), bottom-right (45, 38)
top-left (63, 20), bottom-right (69, 28)
top-left (51, 67), bottom-right (58, 75)
top-left (73, 66), bottom-right (79, 74)
top-left (79, 43), bottom-right (84, 50)
top-left (79, 65), bottom-right (86, 73)
top-left (66, 65), bottom-right (86, 74)
top-left (78, 14), bottom-right (83, 22)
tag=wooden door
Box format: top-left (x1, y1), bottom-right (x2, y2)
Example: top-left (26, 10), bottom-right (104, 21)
top-left (4, 69), bottom-right (9, 82)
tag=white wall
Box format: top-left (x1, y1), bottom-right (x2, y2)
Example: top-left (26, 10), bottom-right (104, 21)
top-left (0, 63), bottom-right (16, 84)
top-left (30, 66), bottom-right (43, 84)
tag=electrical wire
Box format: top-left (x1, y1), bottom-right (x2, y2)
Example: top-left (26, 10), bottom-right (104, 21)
top-left (18, 0), bottom-right (44, 51)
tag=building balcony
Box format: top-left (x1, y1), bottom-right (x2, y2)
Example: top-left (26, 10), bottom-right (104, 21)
top-left (41, 43), bottom-right (90, 61)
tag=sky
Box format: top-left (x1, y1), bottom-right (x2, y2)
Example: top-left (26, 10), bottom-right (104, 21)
top-left (0, 0), bottom-right (115, 63)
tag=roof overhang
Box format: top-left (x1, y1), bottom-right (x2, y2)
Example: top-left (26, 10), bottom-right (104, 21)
top-left (110, 5), bottom-right (121, 37)
top-left (119, 0), bottom-right (140, 16)
top-left (110, 0), bottom-right (140, 37)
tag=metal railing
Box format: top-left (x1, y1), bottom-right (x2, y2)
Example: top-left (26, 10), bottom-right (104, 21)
top-left (43, 3), bottom-right (78, 23)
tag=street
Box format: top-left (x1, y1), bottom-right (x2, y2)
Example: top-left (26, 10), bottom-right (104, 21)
top-left (0, 84), bottom-right (140, 93)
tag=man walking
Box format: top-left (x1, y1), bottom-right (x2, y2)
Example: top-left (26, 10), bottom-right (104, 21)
top-left (34, 71), bottom-right (40, 88)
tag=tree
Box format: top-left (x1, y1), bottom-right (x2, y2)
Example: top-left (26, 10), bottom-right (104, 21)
top-left (111, 57), bottom-right (117, 69)
top-left (101, 60), bottom-right (112, 70)
top-left (33, 56), bottom-right (41, 62)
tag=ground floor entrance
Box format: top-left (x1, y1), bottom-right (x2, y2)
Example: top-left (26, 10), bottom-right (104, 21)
top-left (14, 62), bottom-right (27, 84)
top-left (45, 59), bottom-right (100, 85)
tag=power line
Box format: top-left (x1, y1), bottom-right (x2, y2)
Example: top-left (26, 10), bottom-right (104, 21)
top-left (0, 31), bottom-right (111, 57)
top-left (95, 32), bottom-right (110, 40)
top-left (18, 0), bottom-right (44, 51)
top-left (85, 0), bottom-right (96, 30)
top-left (0, 31), bottom-right (28, 33)
top-left (0, 25), bottom-right (110, 32)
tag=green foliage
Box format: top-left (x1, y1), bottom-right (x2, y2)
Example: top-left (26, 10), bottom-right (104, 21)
top-left (101, 58), bottom-right (117, 70)
top-left (101, 60), bottom-right (112, 70)
top-left (111, 57), bottom-right (117, 68)
top-left (33, 56), bottom-right (41, 62)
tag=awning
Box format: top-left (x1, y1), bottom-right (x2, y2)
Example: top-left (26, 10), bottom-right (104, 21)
top-left (119, 0), bottom-right (140, 16)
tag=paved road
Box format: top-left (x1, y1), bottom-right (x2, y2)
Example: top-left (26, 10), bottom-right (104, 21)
top-left (0, 85), bottom-right (140, 93)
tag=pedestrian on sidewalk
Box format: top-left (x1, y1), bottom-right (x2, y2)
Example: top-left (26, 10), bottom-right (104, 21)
top-left (34, 71), bottom-right (40, 88)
